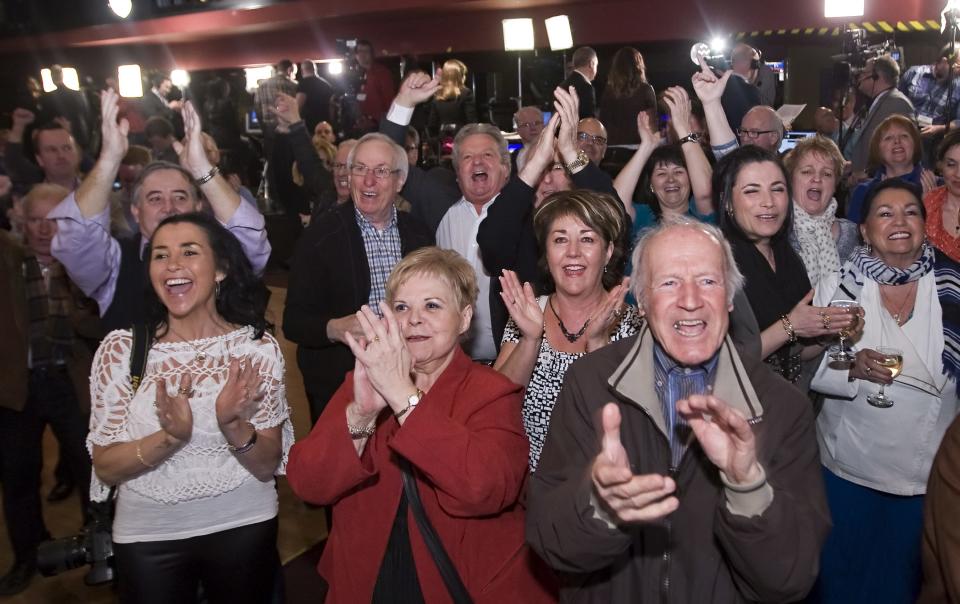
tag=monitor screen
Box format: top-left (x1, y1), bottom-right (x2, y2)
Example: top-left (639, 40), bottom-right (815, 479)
top-left (778, 130), bottom-right (816, 154)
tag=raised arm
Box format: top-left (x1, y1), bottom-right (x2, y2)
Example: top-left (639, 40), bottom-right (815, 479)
top-left (3, 108), bottom-right (43, 187)
top-left (664, 86), bottom-right (714, 217)
top-left (612, 112), bottom-right (659, 217)
top-left (691, 58), bottom-right (737, 157)
top-left (77, 90), bottom-right (129, 219)
top-left (274, 92), bottom-right (335, 210)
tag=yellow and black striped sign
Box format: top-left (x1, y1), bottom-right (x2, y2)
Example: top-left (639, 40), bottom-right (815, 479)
top-left (736, 19), bottom-right (942, 39)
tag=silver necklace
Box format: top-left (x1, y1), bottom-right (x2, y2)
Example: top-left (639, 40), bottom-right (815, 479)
top-left (166, 326), bottom-right (213, 362)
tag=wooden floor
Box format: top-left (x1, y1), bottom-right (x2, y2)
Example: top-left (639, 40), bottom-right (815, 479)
top-left (0, 285), bottom-right (329, 603)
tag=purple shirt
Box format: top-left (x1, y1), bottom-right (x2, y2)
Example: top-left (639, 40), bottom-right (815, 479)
top-left (48, 193), bottom-right (271, 317)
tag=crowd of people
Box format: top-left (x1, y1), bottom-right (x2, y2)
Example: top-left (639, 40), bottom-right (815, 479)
top-left (4, 33), bottom-right (960, 604)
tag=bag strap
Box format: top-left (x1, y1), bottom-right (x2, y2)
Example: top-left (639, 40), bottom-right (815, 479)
top-left (128, 323), bottom-right (150, 394)
top-left (398, 458), bottom-right (474, 604)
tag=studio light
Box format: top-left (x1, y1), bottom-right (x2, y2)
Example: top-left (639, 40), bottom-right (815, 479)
top-left (40, 67), bottom-right (80, 92)
top-left (118, 65), bottom-right (143, 98)
top-left (711, 37), bottom-right (728, 53)
top-left (824, 0), bottom-right (864, 18)
top-left (327, 60), bottom-right (344, 75)
top-left (170, 69), bottom-right (190, 88)
top-left (502, 18), bottom-right (535, 51)
top-left (545, 15), bottom-right (573, 51)
top-left (244, 65), bottom-right (273, 92)
top-left (108, 0), bottom-right (132, 19)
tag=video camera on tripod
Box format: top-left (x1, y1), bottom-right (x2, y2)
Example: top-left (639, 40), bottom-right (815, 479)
top-left (331, 38), bottom-right (372, 139)
top-left (831, 27), bottom-right (903, 89)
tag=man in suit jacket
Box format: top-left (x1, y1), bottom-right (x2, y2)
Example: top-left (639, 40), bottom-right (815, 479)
top-left (850, 55), bottom-right (916, 173)
top-left (559, 47), bottom-right (599, 119)
top-left (283, 132), bottom-right (434, 424)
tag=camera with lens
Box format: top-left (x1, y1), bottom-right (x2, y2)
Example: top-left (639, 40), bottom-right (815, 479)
top-left (832, 27), bottom-right (902, 87)
top-left (37, 500), bottom-right (114, 586)
top-left (689, 42), bottom-right (730, 73)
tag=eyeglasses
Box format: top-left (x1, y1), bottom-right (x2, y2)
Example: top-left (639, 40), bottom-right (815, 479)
top-left (517, 121), bottom-right (543, 129)
top-left (577, 131), bottom-right (607, 145)
top-left (349, 164), bottom-right (400, 180)
top-left (737, 128), bottom-right (777, 139)
top-left (333, 162), bottom-right (348, 171)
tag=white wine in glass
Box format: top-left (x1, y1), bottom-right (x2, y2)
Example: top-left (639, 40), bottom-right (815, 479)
top-left (828, 299), bottom-right (860, 363)
top-left (867, 347), bottom-right (903, 408)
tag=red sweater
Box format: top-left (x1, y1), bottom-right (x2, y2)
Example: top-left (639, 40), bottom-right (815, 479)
top-left (287, 349), bottom-right (556, 603)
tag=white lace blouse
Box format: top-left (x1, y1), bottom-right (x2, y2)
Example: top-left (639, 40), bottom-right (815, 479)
top-left (87, 327), bottom-right (294, 543)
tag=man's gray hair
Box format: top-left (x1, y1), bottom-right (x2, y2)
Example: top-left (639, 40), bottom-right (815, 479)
top-left (347, 132), bottom-right (409, 182)
top-left (630, 216), bottom-right (745, 306)
top-left (131, 161), bottom-right (200, 206)
top-left (452, 123), bottom-right (511, 171)
top-left (872, 55), bottom-right (901, 86)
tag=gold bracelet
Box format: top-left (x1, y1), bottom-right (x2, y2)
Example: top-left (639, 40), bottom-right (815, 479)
top-left (136, 439), bottom-right (155, 468)
top-left (779, 314), bottom-right (797, 345)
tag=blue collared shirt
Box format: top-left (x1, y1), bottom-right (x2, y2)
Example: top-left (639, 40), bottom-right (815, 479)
top-left (900, 64), bottom-right (960, 125)
top-left (354, 206), bottom-right (402, 315)
top-left (652, 343), bottom-right (720, 470)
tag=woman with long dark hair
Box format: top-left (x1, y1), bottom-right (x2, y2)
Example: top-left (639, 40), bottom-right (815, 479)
top-left (598, 46), bottom-right (658, 166)
top-left (87, 212), bottom-right (292, 603)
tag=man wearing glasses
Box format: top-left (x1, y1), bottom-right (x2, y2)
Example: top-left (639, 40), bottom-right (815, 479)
top-left (736, 105), bottom-right (783, 154)
top-left (576, 117), bottom-right (609, 165)
top-left (849, 55), bottom-right (915, 173)
top-left (514, 106), bottom-right (545, 173)
top-left (284, 132), bottom-right (434, 423)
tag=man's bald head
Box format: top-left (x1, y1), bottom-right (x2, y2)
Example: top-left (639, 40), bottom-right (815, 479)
top-left (739, 106), bottom-right (783, 153)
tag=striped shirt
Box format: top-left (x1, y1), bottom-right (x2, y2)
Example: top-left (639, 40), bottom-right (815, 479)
top-left (355, 206), bottom-right (402, 316)
top-left (653, 344), bottom-right (719, 470)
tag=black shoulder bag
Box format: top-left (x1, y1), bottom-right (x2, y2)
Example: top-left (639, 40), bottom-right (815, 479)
top-left (398, 458), bottom-right (474, 604)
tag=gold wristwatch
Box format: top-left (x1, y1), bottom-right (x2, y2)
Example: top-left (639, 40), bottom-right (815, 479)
top-left (564, 149), bottom-right (589, 173)
top-left (395, 389), bottom-right (424, 419)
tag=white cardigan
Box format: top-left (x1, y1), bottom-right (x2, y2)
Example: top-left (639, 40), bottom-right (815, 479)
top-left (812, 271), bottom-right (959, 495)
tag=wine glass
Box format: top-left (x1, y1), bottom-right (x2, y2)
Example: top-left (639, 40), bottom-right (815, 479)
top-left (866, 346), bottom-right (903, 408)
top-left (827, 299), bottom-right (860, 363)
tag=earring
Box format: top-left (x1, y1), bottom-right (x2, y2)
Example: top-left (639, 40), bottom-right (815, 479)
top-left (603, 265), bottom-right (608, 273)
top-left (215, 280), bottom-right (222, 298)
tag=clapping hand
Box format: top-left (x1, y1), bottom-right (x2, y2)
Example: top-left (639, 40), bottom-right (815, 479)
top-left (583, 277), bottom-right (630, 351)
top-left (663, 86), bottom-right (694, 138)
top-left (271, 92), bottom-right (301, 128)
top-left (591, 403), bottom-right (679, 523)
top-left (518, 112), bottom-right (561, 187)
top-left (173, 101), bottom-right (213, 179)
top-left (553, 86), bottom-right (581, 163)
top-left (99, 90), bottom-right (130, 165)
top-left (215, 357), bottom-right (265, 428)
top-left (676, 394), bottom-right (763, 485)
top-left (499, 269), bottom-right (544, 341)
top-left (637, 111), bottom-right (659, 149)
top-left (343, 303), bottom-right (415, 416)
top-left (155, 374), bottom-right (194, 444)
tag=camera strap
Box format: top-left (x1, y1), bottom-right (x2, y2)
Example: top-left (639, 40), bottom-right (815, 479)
top-left (129, 323), bottom-right (150, 393)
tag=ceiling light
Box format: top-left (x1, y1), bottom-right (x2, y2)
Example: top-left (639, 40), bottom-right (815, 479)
top-left (109, 0), bottom-right (132, 19)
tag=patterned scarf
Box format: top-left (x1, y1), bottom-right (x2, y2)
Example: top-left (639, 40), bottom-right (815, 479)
top-left (23, 253), bottom-right (74, 367)
top-left (833, 242), bottom-right (960, 382)
top-left (793, 197), bottom-right (841, 288)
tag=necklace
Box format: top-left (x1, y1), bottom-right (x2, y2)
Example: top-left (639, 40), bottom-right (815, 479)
top-left (549, 296), bottom-right (591, 343)
top-left (879, 281), bottom-right (917, 326)
top-left (166, 326), bottom-right (213, 362)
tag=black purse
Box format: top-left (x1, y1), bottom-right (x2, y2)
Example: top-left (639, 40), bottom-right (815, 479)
top-left (398, 458), bottom-right (474, 604)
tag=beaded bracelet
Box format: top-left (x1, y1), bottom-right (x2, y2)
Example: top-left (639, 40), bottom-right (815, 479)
top-left (779, 314), bottom-right (797, 345)
top-left (348, 423), bottom-right (376, 440)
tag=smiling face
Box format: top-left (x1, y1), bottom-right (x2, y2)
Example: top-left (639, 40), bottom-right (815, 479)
top-left (24, 193), bottom-right (60, 260)
top-left (576, 118), bottom-right (608, 165)
top-left (149, 221), bottom-right (225, 321)
top-left (641, 227), bottom-right (731, 365)
top-left (545, 213), bottom-right (613, 297)
top-left (391, 272), bottom-right (472, 373)
top-left (456, 133), bottom-right (509, 207)
top-left (650, 161), bottom-right (691, 214)
top-left (791, 151), bottom-right (837, 216)
top-left (860, 187), bottom-right (925, 268)
top-left (941, 143), bottom-right (960, 198)
top-left (739, 108), bottom-right (781, 153)
top-left (315, 121), bottom-right (336, 144)
top-left (878, 124), bottom-right (915, 172)
top-left (334, 142), bottom-right (355, 202)
top-left (730, 161), bottom-right (790, 245)
top-left (131, 169), bottom-right (202, 239)
top-left (349, 139), bottom-right (404, 225)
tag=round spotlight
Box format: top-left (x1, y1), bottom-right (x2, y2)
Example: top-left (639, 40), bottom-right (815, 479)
top-left (109, 0), bottom-right (132, 18)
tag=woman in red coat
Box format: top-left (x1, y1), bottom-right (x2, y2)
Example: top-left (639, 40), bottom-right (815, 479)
top-left (287, 247), bottom-right (555, 603)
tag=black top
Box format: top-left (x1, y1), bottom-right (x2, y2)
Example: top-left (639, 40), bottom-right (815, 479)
top-left (557, 70), bottom-right (597, 119)
top-left (297, 75), bottom-right (335, 133)
top-left (101, 234), bottom-right (146, 333)
top-left (427, 88), bottom-right (478, 137)
top-left (598, 83), bottom-right (657, 146)
top-left (372, 493), bottom-right (426, 604)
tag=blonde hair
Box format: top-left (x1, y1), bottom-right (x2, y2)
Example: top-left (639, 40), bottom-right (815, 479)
top-left (436, 59), bottom-right (468, 101)
top-left (783, 135), bottom-right (844, 181)
top-left (386, 247), bottom-right (478, 311)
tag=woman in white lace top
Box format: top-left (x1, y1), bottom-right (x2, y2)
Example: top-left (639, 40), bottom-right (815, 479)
top-left (87, 212), bottom-right (293, 603)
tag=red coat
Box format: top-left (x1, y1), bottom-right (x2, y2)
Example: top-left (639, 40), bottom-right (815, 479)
top-left (287, 348), bottom-right (556, 603)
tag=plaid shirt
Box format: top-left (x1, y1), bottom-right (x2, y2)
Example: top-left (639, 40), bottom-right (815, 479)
top-left (255, 75), bottom-right (297, 130)
top-left (653, 343), bottom-right (719, 470)
top-left (355, 206), bottom-right (402, 315)
top-left (899, 65), bottom-right (960, 125)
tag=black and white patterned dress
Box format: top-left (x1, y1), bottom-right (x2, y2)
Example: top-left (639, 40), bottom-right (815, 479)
top-left (502, 297), bottom-right (642, 471)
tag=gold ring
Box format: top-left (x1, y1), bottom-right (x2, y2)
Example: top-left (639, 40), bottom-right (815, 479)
top-left (373, 336), bottom-right (380, 342)
top-left (178, 387), bottom-right (194, 397)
